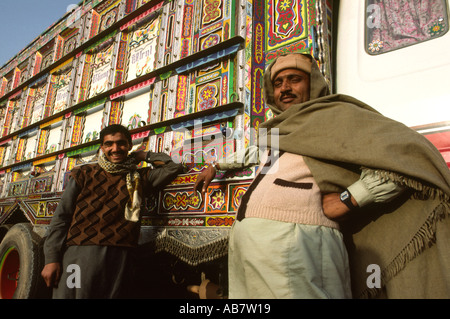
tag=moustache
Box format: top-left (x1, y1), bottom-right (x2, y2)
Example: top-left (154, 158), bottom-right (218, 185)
top-left (108, 151), bottom-right (127, 156)
top-left (280, 93), bottom-right (297, 99)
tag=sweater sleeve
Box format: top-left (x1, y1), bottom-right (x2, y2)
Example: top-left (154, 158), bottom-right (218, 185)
top-left (145, 152), bottom-right (184, 189)
top-left (216, 145), bottom-right (260, 170)
top-left (347, 168), bottom-right (407, 207)
top-left (43, 178), bottom-right (81, 264)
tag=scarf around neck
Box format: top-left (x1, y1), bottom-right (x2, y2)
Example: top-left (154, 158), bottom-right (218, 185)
top-left (98, 153), bottom-right (142, 222)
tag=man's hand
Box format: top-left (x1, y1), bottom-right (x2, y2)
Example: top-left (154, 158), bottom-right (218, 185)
top-left (41, 262), bottom-right (62, 288)
top-left (131, 151), bottom-right (147, 162)
top-left (194, 165), bottom-right (217, 194)
top-left (322, 193), bottom-right (358, 220)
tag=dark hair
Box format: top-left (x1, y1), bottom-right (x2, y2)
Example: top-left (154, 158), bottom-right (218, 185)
top-left (99, 124), bottom-right (132, 145)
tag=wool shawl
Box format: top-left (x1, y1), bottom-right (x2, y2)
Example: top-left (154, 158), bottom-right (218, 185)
top-left (259, 54), bottom-right (450, 298)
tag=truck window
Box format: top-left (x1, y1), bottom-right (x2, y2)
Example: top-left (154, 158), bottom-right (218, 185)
top-left (366, 0), bottom-right (449, 54)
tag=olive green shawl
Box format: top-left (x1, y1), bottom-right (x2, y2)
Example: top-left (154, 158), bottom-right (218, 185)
top-left (260, 54), bottom-right (450, 298)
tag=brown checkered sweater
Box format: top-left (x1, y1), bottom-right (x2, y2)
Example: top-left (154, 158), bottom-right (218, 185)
top-left (65, 164), bottom-right (149, 247)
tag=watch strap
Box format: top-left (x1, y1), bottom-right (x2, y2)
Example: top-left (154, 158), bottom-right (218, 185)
top-left (340, 189), bottom-right (356, 210)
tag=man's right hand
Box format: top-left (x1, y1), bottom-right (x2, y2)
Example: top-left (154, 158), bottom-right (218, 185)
top-left (41, 262), bottom-right (62, 288)
top-left (193, 164), bottom-right (217, 194)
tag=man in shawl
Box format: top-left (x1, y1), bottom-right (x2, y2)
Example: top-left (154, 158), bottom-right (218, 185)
top-left (41, 124), bottom-right (183, 298)
top-left (194, 53), bottom-right (450, 298)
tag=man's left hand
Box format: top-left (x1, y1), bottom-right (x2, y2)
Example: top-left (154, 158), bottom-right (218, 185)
top-left (130, 151), bottom-right (147, 162)
top-left (130, 151), bottom-right (165, 166)
top-left (322, 193), bottom-right (357, 220)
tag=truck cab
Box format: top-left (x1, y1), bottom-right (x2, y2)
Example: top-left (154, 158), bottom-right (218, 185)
top-left (336, 0), bottom-right (450, 166)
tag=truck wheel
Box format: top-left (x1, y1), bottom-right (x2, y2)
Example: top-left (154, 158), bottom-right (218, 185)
top-left (0, 223), bottom-right (49, 299)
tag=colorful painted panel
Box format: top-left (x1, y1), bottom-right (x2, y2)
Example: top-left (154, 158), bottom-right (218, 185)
top-left (52, 71), bottom-right (72, 115)
top-left (8, 181), bottom-right (28, 197)
top-left (0, 144), bottom-right (12, 167)
top-left (28, 176), bottom-right (53, 195)
top-left (69, 116), bottom-right (85, 147)
top-left (17, 61), bottom-right (30, 87)
top-left (121, 87), bottom-right (151, 129)
top-left (195, 0), bottom-right (235, 52)
top-left (151, 57), bottom-right (235, 123)
top-left (9, 98), bottom-right (24, 134)
top-left (61, 27), bottom-right (81, 57)
top-left (205, 184), bottom-right (227, 213)
top-left (156, 177), bottom-right (251, 216)
top-left (37, 41), bottom-right (56, 73)
top-left (21, 198), bottom-right (59, 218)
top-left (0, 147), bottom-right (5, 168)
top-left (266, 0), bottom-right (308, 53)
top-left (23, 135), bottom-right (38, 161)
top-left (148, 131), bottom-right (174, 154)
top-left (160, 188), bottom-right (203, 214)
top-left (0, 174), bottom-right (6, 198)
top-left (30, 96), bottom-right (45, 125)
top-left (2, 101), bottom-right (16, 137)
top-left (148, 77), bottom-right (173, 123)
top-left (180, 1), bottom-right (195, 59)
top-left (81, 110), bottom-right (104, 143)
top-left (126, 15), bottom-right (161, 82)
top-left (88, 44), bottom-right (115, 99)
top-left (45, 126), bottom-right (62, 154)
top-left (36, 129), bottom-right (49, 157)
top-left (90, 0), bottom-right (123, 38)
top-left (15, 138), bottom-right (27, 163)
top-left (22, 81), bottom-right (47, 127)
top-left (156, 1), bottom-right (179, 68)
top-left (227, 182), bottom-right (249, 212)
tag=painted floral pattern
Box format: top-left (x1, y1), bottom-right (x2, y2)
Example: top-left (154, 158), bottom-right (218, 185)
top-left (368, 39), bottom-right (384, 53)
top-left (198, 84), bottom-right (218, 111)
top-left (367, 0), bottom-right (448, 54)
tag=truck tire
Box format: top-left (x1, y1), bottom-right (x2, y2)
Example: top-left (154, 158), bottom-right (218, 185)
top-left (0, 223), bottom-right (50, 299)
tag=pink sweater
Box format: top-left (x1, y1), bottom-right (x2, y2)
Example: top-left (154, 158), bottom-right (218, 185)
top-left (240, 152), bottom-right (339, 230)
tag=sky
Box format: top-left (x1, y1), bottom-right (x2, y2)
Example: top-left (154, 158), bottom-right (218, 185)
top-left (0, 0), bottom-right (83, 68)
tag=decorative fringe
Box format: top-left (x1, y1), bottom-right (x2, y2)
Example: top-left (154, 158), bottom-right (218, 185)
top-left (154, 232), bottom-right (229, 267)
top-left (364, 167), bottom-right (450, 202)
top-left (357, 189), bottom-right (450, 298)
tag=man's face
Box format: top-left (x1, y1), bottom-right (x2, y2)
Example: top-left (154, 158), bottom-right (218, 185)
top-left (272, 68), bottom-right (310, 112)
top-left (100, 132), bottom-right (132, 163)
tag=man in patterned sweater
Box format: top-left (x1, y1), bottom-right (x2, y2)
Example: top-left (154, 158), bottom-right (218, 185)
top-left (41, 124), bottom-right (183, 298)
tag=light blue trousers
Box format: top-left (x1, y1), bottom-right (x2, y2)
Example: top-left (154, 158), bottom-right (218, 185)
top-left (228, 218), bottom-right (352, 299)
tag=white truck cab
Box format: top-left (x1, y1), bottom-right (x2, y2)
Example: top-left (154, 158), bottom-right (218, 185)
top-left (336, 0), bottom-right (450, 166)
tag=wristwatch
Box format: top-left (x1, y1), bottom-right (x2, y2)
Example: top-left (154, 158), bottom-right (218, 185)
top-left (340, 189), bottom-right (357, 210)
top-left (209, 162), bottom-right (218, 170)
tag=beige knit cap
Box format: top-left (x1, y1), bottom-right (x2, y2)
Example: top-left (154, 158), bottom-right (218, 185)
top-left (270, 53), bottom-right (312, 80)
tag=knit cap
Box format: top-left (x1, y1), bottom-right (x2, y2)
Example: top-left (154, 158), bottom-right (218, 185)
top-left (270, 54), bottom-right (312, 80)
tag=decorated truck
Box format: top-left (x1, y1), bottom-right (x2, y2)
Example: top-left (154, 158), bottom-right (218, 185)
top-left (0, 0), bottom-right (448, 299)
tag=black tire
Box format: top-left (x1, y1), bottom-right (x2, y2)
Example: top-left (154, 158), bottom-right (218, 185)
top-left (0, 223), bottom-right (50, 299)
